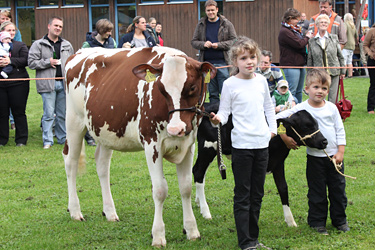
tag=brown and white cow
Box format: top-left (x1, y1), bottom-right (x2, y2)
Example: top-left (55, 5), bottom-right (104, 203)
top-left (63, 47), bottom-right (216, 247)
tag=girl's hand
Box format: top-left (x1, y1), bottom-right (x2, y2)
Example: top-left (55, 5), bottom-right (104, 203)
top-left (210, 112), bottom-right (221, 125)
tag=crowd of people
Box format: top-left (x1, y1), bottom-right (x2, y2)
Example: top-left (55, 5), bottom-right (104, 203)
top-left (0, 0), bottom-right (372, 249)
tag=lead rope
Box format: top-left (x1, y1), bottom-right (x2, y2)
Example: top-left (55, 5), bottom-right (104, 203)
top-left (323, 149), bottom-right (356, 180)
top-left (217, 123), bottom-right (227, 180)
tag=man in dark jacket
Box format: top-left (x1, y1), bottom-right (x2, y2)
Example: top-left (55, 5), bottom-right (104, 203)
top-left (191, 0), bottom-right (236, 103)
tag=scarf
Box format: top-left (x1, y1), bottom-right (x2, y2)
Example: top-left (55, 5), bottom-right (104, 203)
top-left (282, 22), bottom-right (303, 39)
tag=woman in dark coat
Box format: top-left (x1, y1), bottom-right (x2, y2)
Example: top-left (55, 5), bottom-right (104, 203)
top-left (118, 16), bottom-right (156, 48)
top-left (0, 21), bottom-right (29, 146)
top-left (278, 8), bottom-right (313, 103)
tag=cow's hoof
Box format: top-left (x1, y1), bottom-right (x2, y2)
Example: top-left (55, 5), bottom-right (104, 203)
top-left (187, 231), bottom-right (200, 241)
top-left (70, 212), bottom-right (85, 221)
top-left (287, 221), bottom-right (298, 227)
top-left (151, 237), bottom-right (166, 247)
top-left (200, 207), bottom-right (212, 220)
top-left (102, 211), bottom-right (119, 221)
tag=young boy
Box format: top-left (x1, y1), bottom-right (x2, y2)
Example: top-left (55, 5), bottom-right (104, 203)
top-left (276, 69), bottom-right (348, 235)
top-left (271, 80), bottom-right (296, 113)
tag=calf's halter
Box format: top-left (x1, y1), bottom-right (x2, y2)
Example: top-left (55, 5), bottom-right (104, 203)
top-left (289, 126), bottom-right (320, 146)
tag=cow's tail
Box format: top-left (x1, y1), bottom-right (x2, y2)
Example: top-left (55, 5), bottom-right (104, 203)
top-left (77, 140), bottom-right (86, 175)
top-left (62, 140), bottom-right (87, 175)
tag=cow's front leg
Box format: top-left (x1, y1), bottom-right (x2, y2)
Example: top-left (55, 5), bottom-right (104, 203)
top-left (95, 144), bottom-right (118, 221)
top-left (177, 145), bottom-right (200, 240)
top-left (272, 163), bottom-right (297, 227)
top-left (145, 146), bottom-right (167, 247)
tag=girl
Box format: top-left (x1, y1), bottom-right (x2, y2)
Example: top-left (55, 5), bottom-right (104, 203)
top-left (211, 36), bottom-right (276, 250)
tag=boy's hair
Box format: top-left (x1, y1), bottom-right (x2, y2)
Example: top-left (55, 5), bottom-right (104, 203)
top-left (261, 50), bottom-right (273, 61)
top-left (306, 69), bottom-right (331, 88)
top-left (205, 0), bottom-right (218, 9)
top-left (229, 36), bottom-right (261, 75)
top-left (95, 19), bottom-right (114, 35)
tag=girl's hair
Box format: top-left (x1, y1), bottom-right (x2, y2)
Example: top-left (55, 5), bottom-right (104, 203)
top-left (344, 13), bottom-right (355, 29)
top-left (95, 19), bottom-right (114, 35)
top-left (315, 14), bottom-right (330, 26)
top-left (306, 69), bottom-right (331, 88)
top-left (0, 21), bottom-right (15, 32)
top-left (0, 9), bottom-right (12, 20)
top-left (126, 16), bottom-right (145, 33)
top-left (282, 8), bottom-right (301, 23)
top-left (149, 17), bottom-right (156, 23)
top-left (229, 36), bottom-right (261, 76)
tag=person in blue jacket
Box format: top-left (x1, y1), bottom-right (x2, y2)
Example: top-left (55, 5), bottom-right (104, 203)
top-left (81, 19), bottom-right (117, 146)
top-left (118, 16), bottom-right (156, 48)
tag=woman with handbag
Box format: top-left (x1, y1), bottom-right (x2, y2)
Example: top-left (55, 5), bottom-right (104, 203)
top-left (363, 23), bottom-right (375, 114)
top-left (307, 14), bottom-right (345, 103)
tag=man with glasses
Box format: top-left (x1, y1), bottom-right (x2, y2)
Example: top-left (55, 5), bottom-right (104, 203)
top-left (308, 0), bottom-right (347, 49)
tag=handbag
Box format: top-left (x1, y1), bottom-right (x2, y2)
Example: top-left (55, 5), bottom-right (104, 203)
top-left (335, 78), bottom-right (353, 121)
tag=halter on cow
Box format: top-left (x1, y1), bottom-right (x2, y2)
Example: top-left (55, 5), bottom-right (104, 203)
top-left (63, 47), bottom-right (216, 247)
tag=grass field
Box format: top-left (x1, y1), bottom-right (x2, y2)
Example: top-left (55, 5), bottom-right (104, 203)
top-left (1, 69), bottom-right (375, 249)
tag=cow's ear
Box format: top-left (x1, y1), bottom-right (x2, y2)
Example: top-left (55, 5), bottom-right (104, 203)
top-left (132, 64), bottom-right (163, 81)
top-left (200, 62), bottom-right (217, 81)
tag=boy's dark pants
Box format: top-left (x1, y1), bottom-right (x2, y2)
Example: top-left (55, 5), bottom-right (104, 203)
top-left (232, 147), bottom-right (268, 250)
top-left (306, 155), bottom-right (347, 228)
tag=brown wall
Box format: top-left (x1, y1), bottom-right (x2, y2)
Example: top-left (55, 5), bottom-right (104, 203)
top-left (34, 4), bottom-right (89, 52)
top-left (294, 0), bottom-right (319, 22)
top-left (139, 1), bottom-right (199, 59)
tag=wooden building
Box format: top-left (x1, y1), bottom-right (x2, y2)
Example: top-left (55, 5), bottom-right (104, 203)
top-left (2, 0), bottom-right (359, 63)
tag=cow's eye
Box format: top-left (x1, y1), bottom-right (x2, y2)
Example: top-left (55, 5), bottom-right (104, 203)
top-left (189, 85), bottom-right (197, 95)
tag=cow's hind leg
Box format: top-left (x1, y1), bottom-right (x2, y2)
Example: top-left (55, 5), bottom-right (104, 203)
top-left (95, 144), bottom-right (118, 221)
top-left (193, 145), bottom-right (216, 219)
top-left (64, 118), bottom-right (86, 221)
top-left (177, 145), bottom-right (200, 241)
top-left (272, 163), bottom-right (297, 227)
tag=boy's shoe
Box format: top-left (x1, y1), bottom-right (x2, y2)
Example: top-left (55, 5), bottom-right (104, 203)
top-left (1, 71), bottom-right (8, 78)
top-left (43, 144), bottom-right (51, 149)
top-left (312, 226), bottom-right (329, 235)
top-left (336, 223), bottom-right (350, 232)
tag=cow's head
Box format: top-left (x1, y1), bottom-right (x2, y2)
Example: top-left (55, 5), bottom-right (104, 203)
top-left (278, 110), bottom-right (328, 149)
top-left (133, 56), bottom-right (216, 137)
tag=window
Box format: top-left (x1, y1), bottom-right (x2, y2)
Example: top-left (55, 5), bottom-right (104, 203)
top-left (39, 0), bottom-right (58, 6)
top-left (116, 0), bottom-right (136, 42)
top-left (15, 1), bottom-right (35, 46)
top-left (89, 0), bottom-right (110, 32)
top-left (64, 0), bottom-right (84, 5)
top-left (140, 0), bottom-right (164, 5)
top-left (198, 0), bottom-right (223, 19)
top-left (16, 0), bottom-right (34, 7)
top-left (0, 1), bottom-right (11, 7)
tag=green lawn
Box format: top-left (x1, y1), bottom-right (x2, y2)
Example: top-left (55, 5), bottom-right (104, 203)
top-left (0, 70), bottom-right (374, 249)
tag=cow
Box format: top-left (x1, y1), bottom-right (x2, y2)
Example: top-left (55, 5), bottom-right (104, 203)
top-left (193, 102), bottom-right (328, 227)
top-left (62, 47), bottom-right (217, 247)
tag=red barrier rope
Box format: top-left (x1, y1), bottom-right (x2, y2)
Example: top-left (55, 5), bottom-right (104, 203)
top-left (0, 65), bottom-right (370, 81)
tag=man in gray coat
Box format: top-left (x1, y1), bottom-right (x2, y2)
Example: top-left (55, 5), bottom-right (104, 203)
top-left (28, 16), bottom-right (74, 149)
top-left (191, 0), bottom-right (236, 103)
